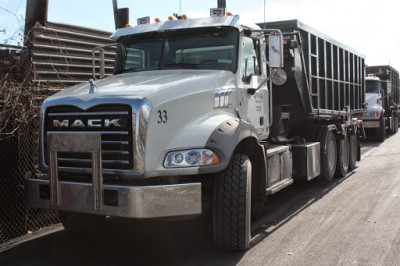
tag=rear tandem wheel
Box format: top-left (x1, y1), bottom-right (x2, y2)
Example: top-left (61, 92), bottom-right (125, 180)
top-left (335, 135), bottom-right (350, 177)
top-left (320, 131), bottom-right (337, 181)
top-left (348, 133), bottom-right (358, 170)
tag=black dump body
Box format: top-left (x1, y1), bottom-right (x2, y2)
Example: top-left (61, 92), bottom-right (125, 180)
top-left (258, 20), bottom-right (365, 127)
top-left (366, 65), bottom-right (400, 110)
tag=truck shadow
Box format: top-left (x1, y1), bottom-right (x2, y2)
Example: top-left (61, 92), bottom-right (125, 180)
top-left (1, 172), bottom-right (356, 265)
top-left (250, 173), bottom-right (353, 248)
top-left (362, 130), bottom-right (398, 145)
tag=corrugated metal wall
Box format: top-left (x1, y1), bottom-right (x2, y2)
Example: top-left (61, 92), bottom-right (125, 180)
top-left (30, 21), bottom-right (116, 85)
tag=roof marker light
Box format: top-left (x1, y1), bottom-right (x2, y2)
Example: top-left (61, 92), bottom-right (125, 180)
top-left (226, 12), bottom-right (232, 16)
top-left (137, 16), bottom-right (150, 25)
top-left (210, 8), bottom-right (226, 17)
top-left (155, 18), bottom-right (161, 22)
top-left (125, 24), bottom-right (131, 28)
top-left (168, 16), bottom-right (174, 21)
top-left (182, 14), bottom-right (187, 19)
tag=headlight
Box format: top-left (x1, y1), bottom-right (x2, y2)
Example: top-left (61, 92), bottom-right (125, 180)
top-left (164, 149), bottom-right (219, 168)
top-left (371, 111), bottom-right (380, 117)
top-left (364, 111), bottom-right (380, 117)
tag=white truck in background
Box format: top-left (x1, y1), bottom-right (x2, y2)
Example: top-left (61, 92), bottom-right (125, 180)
top-left (363, 65), bottom-right (400, 141)
top-left (26, 8), bottom-right (365, 250)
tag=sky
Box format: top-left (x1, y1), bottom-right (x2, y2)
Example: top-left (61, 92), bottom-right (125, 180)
top-left (0, 0), bottom-right (399, 71)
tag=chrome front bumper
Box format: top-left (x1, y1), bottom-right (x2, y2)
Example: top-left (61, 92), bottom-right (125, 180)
top-left (25, 178), bottom-right (202, 218)
top-left (363, 120), bottom-right (380, 128)
top-left (27, 131), bottom-right (201, 218)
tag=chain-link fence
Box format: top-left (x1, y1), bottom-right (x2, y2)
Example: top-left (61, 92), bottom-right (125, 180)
top-left (0, 80), bottom-right (61, 247)
top-left (1, 44), bottom-right (62, 246)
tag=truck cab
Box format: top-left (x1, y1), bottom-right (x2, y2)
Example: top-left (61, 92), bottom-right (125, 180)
top-left (363, 65), bottom-right (400, 141)
top-left (26, 12), bottom-right (286, 251)
top-left (363, 75), bottom-right (386, 140)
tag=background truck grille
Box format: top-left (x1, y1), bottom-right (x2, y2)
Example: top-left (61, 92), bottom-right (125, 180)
top-left (44, 104), bottom-right (133, 170)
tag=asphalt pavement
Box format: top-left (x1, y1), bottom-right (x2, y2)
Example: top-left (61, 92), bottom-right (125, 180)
top-left (1, 134), bottom-right (400, 265)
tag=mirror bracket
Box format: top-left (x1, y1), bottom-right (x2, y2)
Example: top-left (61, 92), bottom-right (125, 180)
top-left (247, 88), bottom-right (256, 95)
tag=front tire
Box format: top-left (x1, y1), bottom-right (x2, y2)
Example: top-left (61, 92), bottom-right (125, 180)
top-left (213, 154), bottom-right (251, 251)
top-left (376, 115), bottom-right (386, 142)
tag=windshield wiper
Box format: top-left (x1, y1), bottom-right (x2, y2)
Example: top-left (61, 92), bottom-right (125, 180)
top-left (124, 68), bottom-right (142, 73)
top-left (162, 63), bottom-right (199, 69)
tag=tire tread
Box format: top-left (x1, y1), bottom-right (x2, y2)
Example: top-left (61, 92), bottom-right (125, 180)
top-left (214, 154), bottom-right (251, 251)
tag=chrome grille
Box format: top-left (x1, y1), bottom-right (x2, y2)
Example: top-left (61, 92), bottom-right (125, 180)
top-left (44, 105), bottom-right (133, 170)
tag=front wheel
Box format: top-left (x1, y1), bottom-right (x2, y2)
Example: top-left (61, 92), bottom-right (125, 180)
top-left (376, 115), bottom-right (386, 142)
top-left (213, 154), bottom-right (251, 251)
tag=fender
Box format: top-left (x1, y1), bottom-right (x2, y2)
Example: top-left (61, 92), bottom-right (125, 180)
top-left (201, 117), bottom-right (260, 174)
top-left (145, 113), bottom-right (241, 177)
top-left (146, 114), bottom-right (261, 177)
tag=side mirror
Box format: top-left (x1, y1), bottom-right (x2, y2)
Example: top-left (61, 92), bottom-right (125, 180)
top-left (92, 43), bottom-right (117, 79)
top-left (99, 49), bottom-right (106, 78)
top-left (268, 35), bottom-right (283, 68)
top-left (271, 69), bottom-right (287, 85)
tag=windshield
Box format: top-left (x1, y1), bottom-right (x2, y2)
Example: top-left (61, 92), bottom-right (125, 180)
top-left (115, 27), bottom-right (238, 74)
top-left (366, 80), bottom-right (380, 93)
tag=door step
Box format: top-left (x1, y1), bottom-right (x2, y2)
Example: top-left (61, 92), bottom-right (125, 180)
top-left (266, 178), bottom-right (293, 195)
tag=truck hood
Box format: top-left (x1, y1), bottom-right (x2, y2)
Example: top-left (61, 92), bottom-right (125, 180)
top-left (364, 93), bottom-right (383, 118)
top-left (46, 70), bottom-right (235, 107)
top-left (365, 93), bottom-right (382, 112)
top-left (365, 93), bottom-right (379, 106)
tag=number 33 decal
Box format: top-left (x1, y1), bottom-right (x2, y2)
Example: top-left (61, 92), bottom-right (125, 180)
top-left (157, 110), bottom-right (168, 123)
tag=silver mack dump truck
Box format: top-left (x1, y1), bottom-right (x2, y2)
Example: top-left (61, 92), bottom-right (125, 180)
top-left (25, 12), bottom-right (365, 250)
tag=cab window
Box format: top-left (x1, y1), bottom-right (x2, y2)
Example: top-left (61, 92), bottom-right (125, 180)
top-left (241, 36), bottom-right (260, 83)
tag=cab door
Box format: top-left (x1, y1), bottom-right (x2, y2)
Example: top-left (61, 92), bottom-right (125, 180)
top-left (237, 34), bottom-right (270, 140)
